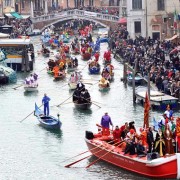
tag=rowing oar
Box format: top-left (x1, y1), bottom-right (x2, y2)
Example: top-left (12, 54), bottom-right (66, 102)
top-left (86, 141), bottom-right (123, 168)
top-left (56, 95), bottom-right (73, 107)
top-left (20, 104), bottom-right (43, 123)
top-left (81, 63), bottom-right (88, 71)
top-left (61, 140), bottom-right (114, 164)
top-left (64, 140), bottom-right (115, 168)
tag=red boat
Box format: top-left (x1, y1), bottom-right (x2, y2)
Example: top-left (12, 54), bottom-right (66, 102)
top-left (85, 134), bottom-right (179, 179)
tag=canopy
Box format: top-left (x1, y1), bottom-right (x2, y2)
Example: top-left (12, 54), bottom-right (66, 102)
top-left (4, 13), bottom-right (14, 18)
top-left (165, 34), bottom-right (178, 41)
top-left (10, 12), bottom-right (22, 19)
top-left (0, 32), bottom-right (10, 38)
top-left (118, 17), bottom-right (127, 24)
top-left (21, 15), bottom-right (30, 19)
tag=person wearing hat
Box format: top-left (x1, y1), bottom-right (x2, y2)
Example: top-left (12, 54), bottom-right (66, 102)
top-left (101, 112), bottom-right (113, 136)
top-left (42, 93), bottom-right (51, 116)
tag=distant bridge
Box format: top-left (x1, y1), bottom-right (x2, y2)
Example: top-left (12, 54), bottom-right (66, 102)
top-left (32, 9), bottom-right (119, 31)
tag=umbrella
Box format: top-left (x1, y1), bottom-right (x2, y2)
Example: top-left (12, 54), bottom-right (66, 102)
top-left (118, 17), bottom-right (127, 24)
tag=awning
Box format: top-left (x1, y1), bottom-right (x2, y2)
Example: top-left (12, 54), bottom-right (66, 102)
top-left (21, 15), bottom-right (30, 19)
top-left (4, 13), bottom-right (14, 18)
top-left (165, 34), bottom-right (178, 41)
top-left (118, 17), bottom-right (127, 24)
top-left (10, 12), bottom-right (22, 19)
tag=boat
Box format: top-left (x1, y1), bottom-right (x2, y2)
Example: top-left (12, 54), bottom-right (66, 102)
top-left (71, 47), bottom-right (80, 54)
top-left (82, 52), bottom-right (91, 61)
top-left (85, 131), bottom-right (179, 179)
top-left (98, 78), bottom-right (110, 91)
top-left (127, 72), bottom-right (144, 85)
top-left (73, 101), bottom-right (92, 110)
top-left (54, 71), bottom-right (66, 80)
top-left (68, 82), bottom-right (77, 90)
top-left (34, 103), bottom-right (62, 129)
top-left (24, 84), bottom-right (38, 92)
top-left (0, 70), bottom-right (8, 84)
top-left (89, 65), bottom-right (100, 74)
top-left (135, 87), bottom-right (179, 110)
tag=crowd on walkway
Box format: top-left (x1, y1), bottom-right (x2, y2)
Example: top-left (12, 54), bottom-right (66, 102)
top-left (110, 25), bottom-right (180, 99)
top-left (0, 17), bottom-right (32, 38)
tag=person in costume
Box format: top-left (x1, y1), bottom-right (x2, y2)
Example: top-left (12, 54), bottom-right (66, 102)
top-left (147, 127), bottom-right (154, 153)
top-left (113, 125), bottom-right (122, 143)
top-left (154, 128), bottom-right (165, 157)
top-left (101, 112), bottom-right (113, 136)
top-left (164, 124), bottom-right (174, 155)
top-left (42, 93), bottom-right (51, 116)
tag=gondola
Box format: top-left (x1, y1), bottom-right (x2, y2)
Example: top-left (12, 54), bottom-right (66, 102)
top-left (98, 79), bottom-right (110, 91)
top-left (24, 84), bottom-right (38, 92)
top-left (82, 52), bottom-right (91, 61)
top-left (34, 103), bottom-right (62, 130)
top-left (89, 65), bottom-right (100, 74)
top-left (73, 101), bottom-right (92, 110)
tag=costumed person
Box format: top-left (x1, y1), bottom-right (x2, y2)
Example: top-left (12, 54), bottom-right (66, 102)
top-left (129, 121), bottom-right (136, 132)
top-left (158, 113), bottom-right (168, 132)
top-left (124, 129), bottom-right (136, 155)
top-left (139, 128), bottom-right (148, 147)
top-left (47, 59), bottom-right (56, 71)
top-left (154, 128), bottom-right (165, 157)
top-left (53, 65), bottom-right (59, 78)
top-left (29, 74), bottom-right (34, 85)
top-left (164, 105), bottom-right (173, 120)
top-left (176, 117), bottom-right (180, 152)
top-left (101, 112), bottom-right (113, 136)
top-left (94, 51), bottom-right (100, 62)
top-left (99, 77), bottom-right (109, 88)
top-left (147, 127), bottom-right (154, 153)
top-left (120, 122), bottom-right (129, 139)
top-left (136, 140), bottom-right (147, 156)
top-left (25, 78), bottom-right (30, 85)
top-left (164, 124), bottom-right (174, 155)
top-left (113, 125), bottom-right (121, 143)
top-left (42, 93), bottom-right (51, 116)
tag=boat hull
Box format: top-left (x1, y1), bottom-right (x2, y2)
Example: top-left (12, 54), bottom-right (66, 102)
top-left (68, 82), bottom-right (77, 90)
top-left (74, 102), bottom-right (92, 110)
top-left (89, 67), bottom-right (100, 74)
top-left (85, 138), bottom-right (177, 179)
top-left (24, 86), bottom-right (38, 92)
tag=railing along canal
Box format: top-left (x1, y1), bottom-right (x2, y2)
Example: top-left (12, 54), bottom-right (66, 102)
top-left (31, 9), bottom-right (119, 23)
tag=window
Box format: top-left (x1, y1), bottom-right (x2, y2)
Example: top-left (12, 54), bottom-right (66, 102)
top-left (157, 0), bottom-right (165, 11)
top-left (21, 0), bottom-right (25, 9)
top-left (5, 0), bottom-right (11, 6)
top-left (132, 0), bottom-right (142, 10)
top-left (89, 0), bottom-right (94, 6)
top-left (134, 21), bottom-right (141, 33)
top-left (109, 0), bottom-right (115, 6)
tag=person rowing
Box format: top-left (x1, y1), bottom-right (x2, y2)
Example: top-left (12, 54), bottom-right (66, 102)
top-left (101, 112), bottom-right (113, 136)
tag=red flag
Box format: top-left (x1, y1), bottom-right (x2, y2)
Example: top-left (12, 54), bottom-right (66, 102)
top-left (176, 117), bottom-right (180, 152)
top-left (143, 92), bottom-right (150, 128)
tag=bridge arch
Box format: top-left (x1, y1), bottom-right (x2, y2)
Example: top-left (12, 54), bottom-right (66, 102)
top-left (41, 16), bottom-right (109, 32)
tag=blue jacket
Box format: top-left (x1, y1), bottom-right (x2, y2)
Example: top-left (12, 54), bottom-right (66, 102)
top-left (42, 96), bottom-right (51, 106)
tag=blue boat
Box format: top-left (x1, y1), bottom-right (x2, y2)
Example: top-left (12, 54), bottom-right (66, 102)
top-left (34, 103), bottom-right (62, 129)
top-left (127, 73), bottom-right (144, 85)
top-left (89, 65), bottom-right (100, 74)
top-left (99, 37), bottom-right (109, 43)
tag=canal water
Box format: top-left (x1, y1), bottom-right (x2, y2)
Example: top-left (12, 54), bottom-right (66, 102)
top-left (0, 36), bottom-right (179, 180)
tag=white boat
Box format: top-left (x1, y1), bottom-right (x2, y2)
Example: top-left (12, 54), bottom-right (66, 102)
top-left (136, 87), bottom-right (178, 110)
top-left (24, 85), bottom-right (38, 92)
top-left (68, 82), bottom-right (77, 90)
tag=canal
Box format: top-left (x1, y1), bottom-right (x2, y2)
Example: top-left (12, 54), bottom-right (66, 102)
top-left (0, 35), bottom-right (179, 180)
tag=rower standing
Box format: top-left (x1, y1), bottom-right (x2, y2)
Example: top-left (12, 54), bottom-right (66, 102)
top-left (42, 93), bottom-right (51, 116)
top-left (101, 112), bottom-right (113, 136)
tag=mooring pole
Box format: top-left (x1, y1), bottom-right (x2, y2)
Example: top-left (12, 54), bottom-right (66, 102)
top-left (123, 63), bottom-right (127, 85)
top-left (147, 72), bottom-right (150, 100)
top-left (133, 60), bottom-right (138, 103)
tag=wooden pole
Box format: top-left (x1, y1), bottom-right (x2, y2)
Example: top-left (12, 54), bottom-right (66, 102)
top-left (133, 60), bottom-right (138, 103)
top-left (147, 72), bottom-right (150, 100)
top-left (123, 63), bottom-right (127, 85)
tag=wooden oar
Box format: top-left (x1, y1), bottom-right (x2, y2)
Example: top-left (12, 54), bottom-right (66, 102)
top-left (65, 155), bottom-right (91, 168)
top-left (81, 63), bottom-right (88, 71)
top-left (56, 95), bottom-right (73, 107)
top-left (86, 141), bottom-right (123, 168)
top-left (60, 139), bottom-right (114, 164)
top-left (20, 104), bottom-right (43, 123)
top-left (65, 140), bottom-right (117, 168)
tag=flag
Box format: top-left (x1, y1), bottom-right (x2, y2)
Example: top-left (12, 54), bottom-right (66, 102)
top-left (176, 117), bottom-right (180, 152)
top-left (143, 91), bottom-right (150, 128)
top-left (174, 9), bottom-right (178, 29)
top-left (152, 117), bottom-right (159, 132)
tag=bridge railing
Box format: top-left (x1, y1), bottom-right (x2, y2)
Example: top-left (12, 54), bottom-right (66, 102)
top-left (31, 9), bottom-right (119, 23)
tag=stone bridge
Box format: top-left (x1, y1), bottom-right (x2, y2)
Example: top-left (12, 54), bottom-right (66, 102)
top-left (32, 9), bottom-right (119, 31)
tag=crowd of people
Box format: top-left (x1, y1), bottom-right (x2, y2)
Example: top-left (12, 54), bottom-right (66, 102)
top-left (99, 110), bottom-right (179, 157)
top-left (110, 25), bottom-right (180, 99)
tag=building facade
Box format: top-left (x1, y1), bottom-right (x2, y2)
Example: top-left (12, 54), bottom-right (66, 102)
top-left (127, 0), bottom-right (180, 40)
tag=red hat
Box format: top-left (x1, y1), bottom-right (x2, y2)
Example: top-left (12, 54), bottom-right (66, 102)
top-left (130, 129), bottom-right (135, 134)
